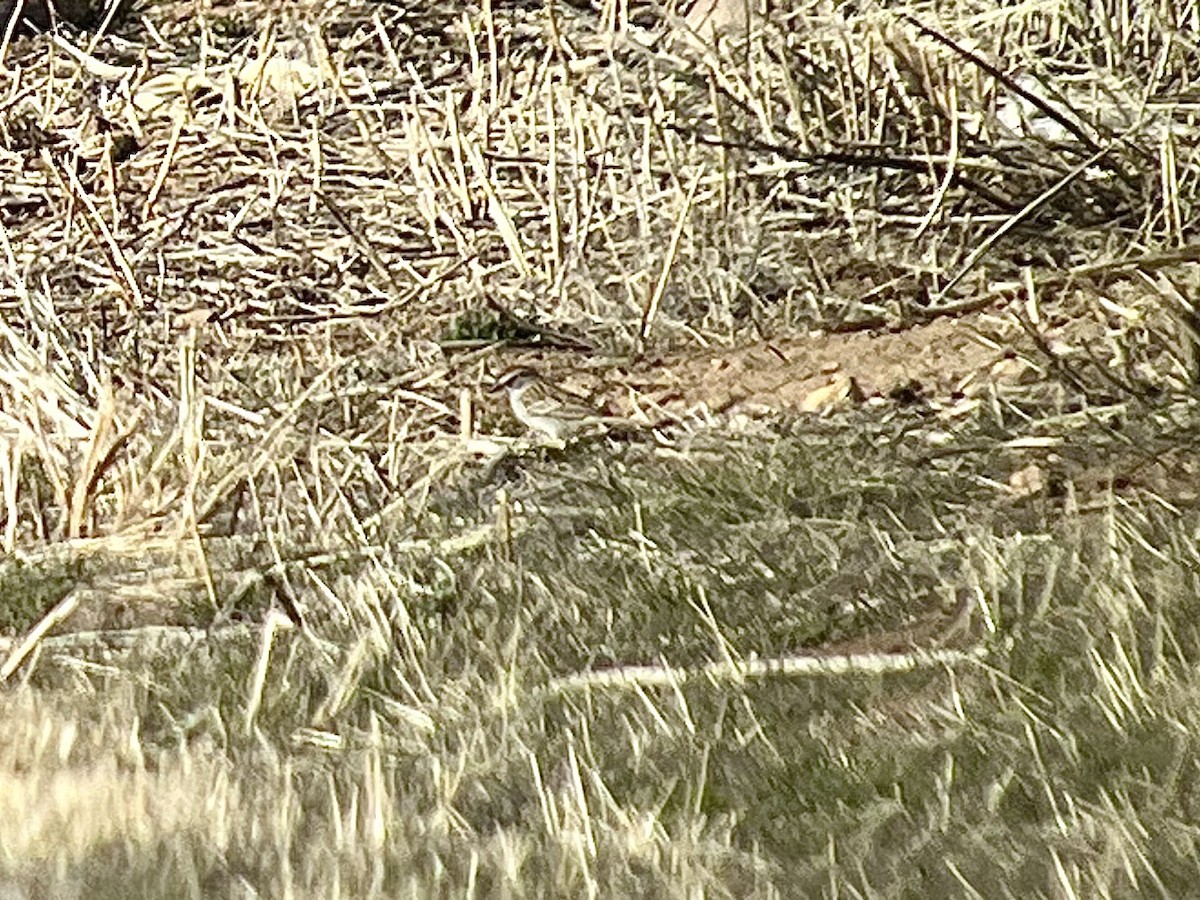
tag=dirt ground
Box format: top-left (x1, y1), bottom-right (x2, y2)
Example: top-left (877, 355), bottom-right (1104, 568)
top-left (636, 312), bottom-right (1019, 412)
top-left (496, 307), bottom-right (1068, 419)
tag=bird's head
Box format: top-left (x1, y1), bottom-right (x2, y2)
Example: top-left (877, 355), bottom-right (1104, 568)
top-left (489, 366), bottom-right (540, 394)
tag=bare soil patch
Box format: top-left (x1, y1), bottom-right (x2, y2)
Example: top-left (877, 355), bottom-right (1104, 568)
top-left (639, 312), bottom-right (1018, 412)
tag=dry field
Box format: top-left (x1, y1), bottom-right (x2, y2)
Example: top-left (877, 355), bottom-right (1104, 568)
top-left (2, 0), bottom-right (1200, 896)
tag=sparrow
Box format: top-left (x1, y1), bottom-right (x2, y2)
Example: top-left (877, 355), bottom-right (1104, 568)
top-left (489, 367), bottom-right (611, 441)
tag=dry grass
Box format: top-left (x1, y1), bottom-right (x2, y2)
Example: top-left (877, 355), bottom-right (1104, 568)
top-left (1, 0), bottom-right (1200, 895)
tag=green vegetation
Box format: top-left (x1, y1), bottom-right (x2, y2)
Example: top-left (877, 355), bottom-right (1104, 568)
top-left (6, 403), bottom-right (1200, 896)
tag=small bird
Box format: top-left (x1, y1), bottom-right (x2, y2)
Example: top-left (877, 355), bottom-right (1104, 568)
top-left (489, 366), bottom-right (610, 441)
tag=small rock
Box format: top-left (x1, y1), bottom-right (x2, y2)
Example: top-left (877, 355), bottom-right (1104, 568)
top-left (800, 375), bottom-right (862, 414)
top-left (1007, 463), bottom-right (1046, 498)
